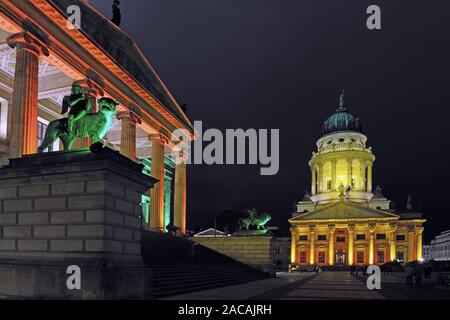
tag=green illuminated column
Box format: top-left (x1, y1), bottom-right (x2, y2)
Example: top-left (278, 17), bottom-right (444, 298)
top-left (149, 133), bottom-right (167, 232)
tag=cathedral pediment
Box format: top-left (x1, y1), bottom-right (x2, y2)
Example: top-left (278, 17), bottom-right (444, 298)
top-left (290, 200), bottom-right (399, 222)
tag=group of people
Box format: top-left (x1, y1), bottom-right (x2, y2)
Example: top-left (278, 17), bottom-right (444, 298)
top-left (405, 262), bottom-right (432, 287)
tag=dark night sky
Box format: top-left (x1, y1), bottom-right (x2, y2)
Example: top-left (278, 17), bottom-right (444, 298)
top-left (90, 0), bottom-right (450, 241)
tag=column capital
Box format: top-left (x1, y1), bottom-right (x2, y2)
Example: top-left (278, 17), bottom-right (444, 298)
top-left (290, 226), bottom-right (297, 234)
top-left (369, 223), bottom-right (376, 233)
top-left (7, 32), bottom-right (49, 57)
top-left (328, 224), bottom-right (336, 233)
top-left (348, 224), bottom-right (355, 233)
top-left (73, 79), bottom-right (105, 97)
top-left (407, 224), bottom-right (415, 233)
top-left (149, 132), bottom-right (169, 144)
top-left (308, 225), bottom-right (315, 234)
top-left (389, 223), bottom-right (398, 232)
top-left (415, 226), bottom-right (424, 235)
top-left (117, 110), bottom-right (141, 124)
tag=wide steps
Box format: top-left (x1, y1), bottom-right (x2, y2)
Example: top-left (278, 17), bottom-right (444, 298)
top-left (141, 231), bottom-right (269, 298)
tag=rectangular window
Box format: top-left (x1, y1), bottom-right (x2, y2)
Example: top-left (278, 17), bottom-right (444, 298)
top-left (396, 252), bottom-right (405, 262)
top-left (300, 251), bottom-right (307, 263)
top-left (317, 235), bottom-right (327, 241)
top-left (377, 251), bottom-right (385, 264)
top-left (336, 236), bottom-right (345, 243)
top-left (318, 251), bottom-right (325, 264)
top-left (357, 251), bottom-right (364, 263)
top-left (376, 234), bottom-right (386, 240)
top-left (396, 235), bottom-right (406, 241)
top-left (356, 234), bottom-right (366, 241)
top-left (299, 235), bottom-right (308, 241)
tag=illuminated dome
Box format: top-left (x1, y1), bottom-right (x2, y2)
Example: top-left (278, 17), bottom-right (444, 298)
top-left (322, 91), bottom-right (361, 136)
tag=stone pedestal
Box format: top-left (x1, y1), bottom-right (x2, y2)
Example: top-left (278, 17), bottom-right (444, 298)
top-left (0, 147), bottom-right (157, 299)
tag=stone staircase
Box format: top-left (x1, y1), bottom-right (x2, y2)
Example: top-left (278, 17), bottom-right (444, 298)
top-left (141, 231), bottom-right (269, 298)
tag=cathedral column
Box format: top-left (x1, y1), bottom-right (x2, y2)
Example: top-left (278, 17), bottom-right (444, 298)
top-left (415, 226), bottom-right (424, 260)
top-left (149, 133), bottom-right (167, 232)
top-left (117, 110), bottom-right (141, 161)
top-left (346, 158), bottom-right (352, 188)
top-left (348, 225), bottom-right (354, 265)
top-left (366, 161), bottom-right (373, 193)
top-left (309, 225), bottom-right (315, 265)
top-left (331, 159), bottom-right (337, 191)
top-left (174, 150), bottom-right (187, 234)
top-left (369, 224), bottom-right (376, 264)
top-left (290, 227), bottom-right (297, 264)
top-left (328, 225), bottom-right (335, 265)
top-left (311, 167), bottom-right (317, 195)
top-left (7, 32), bottom-right (49, 158)
top-left (318, 163), bottom-right (323, 193)
top-left (407, 225), bottom-right (415, 262)
top-left (389, 224), bottom-right (397, 261)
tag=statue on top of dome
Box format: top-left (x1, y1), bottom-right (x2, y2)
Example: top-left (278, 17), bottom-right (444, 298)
top-left (339, 89), bottom-right (345, 108)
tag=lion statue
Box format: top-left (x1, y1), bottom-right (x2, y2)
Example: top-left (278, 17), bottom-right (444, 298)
top-left (38, 97), bottom-right (119, 152)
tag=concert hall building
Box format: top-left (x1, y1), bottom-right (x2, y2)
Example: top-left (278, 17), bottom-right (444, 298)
top-left (0, 0), bottom-right (192, 233)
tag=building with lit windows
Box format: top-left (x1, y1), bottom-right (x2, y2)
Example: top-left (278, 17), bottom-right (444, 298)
top-left (424, 230), bottom-right (450, 261)
top-left (289, 93), bottom-right (426, 266)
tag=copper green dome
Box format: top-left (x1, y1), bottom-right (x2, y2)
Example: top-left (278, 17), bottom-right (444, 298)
top-left (322, 91), bottom-right (362, 135)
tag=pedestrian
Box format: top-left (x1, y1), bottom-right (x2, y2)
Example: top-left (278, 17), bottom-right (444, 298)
top-left (405, 264), bottom-right (414, 285)
top-left (415, 263), bottom-right (424, 287)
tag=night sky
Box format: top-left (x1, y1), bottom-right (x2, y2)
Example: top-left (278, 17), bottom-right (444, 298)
top-left (90, 0), bottom-right (450, 241)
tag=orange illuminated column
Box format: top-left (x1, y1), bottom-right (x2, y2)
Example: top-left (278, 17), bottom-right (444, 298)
top-left (7, 32), bottom-right (49, 158)
top-left (348, 225), bottom-right (354, 265)
top-left (174, 150), bottom-right (187, 234)
top-left (149, 133), bottom-right (167, 232)
top-left (389, 224), bottom-right (397, 261)
top-left (117, 111), bottom-right (140, 161)
top-left (415, 226), bottom-right (424, 260)
top-left (290, 227), bottom-right (297, 264)
top-left (328, 225), bottom-right (335, 265)
top-left (309, 225), bottom-right (315, 265)
top-left (369, 223), bottom-right (376, 264)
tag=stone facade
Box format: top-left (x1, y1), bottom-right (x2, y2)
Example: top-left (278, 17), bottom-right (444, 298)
top-left (0, 148), bottom-right (156, 299)
top-left (193, 236), bottom-right (273, 273)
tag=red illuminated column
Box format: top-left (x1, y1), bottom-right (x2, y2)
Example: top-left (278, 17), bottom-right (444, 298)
top-left (7, 32), bottom-right (49, 158)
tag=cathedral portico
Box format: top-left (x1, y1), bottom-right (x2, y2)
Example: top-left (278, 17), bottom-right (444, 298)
top-left (290, 92), bottom-right (425, 267)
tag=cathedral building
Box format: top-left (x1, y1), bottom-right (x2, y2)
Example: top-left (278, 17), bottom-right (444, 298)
top-left (290, 93), bottom-right (425, 266)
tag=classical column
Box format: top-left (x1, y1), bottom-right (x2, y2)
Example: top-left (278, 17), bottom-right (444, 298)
top-left (309, 225), bottom-right (315, 265)
top-left (331, 159), bottom-right (337, 191)
top-left (328, 225), bottom-right (335, 265)
top-left (311, 167), bottom-right (317, 195)
top-left (348, 225), bottom-right (354, 265)
top-left (369, 224), bottom-right (376, 264)
top-left (7, 32), bottom-right (49, 158)
top-left (367, 161), bottom-right (373, 193)
top-left (149, 133), bottom-right (167, 232)
top-left (407, 225), bottom-right (415, 262)
top-left (347, 158), bottom-right (352, 188)
top-left (415, 226), bottom-right (424, 260)
top-left (72, 79), bottom-right (104, 149)
top-left (290, 227), bottom-right (297, 264)
top-left (117, 110), bottom-right (141, 161)
top-left (389, 224), bottom-right (397, 261)
top-left (174, 150), bottom-right (187, 234)
top-left (318, 163), bottom-right (323, 193)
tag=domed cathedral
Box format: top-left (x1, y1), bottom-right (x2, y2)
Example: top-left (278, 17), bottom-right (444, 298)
top-left (289, 91), bottom-right (426, 267)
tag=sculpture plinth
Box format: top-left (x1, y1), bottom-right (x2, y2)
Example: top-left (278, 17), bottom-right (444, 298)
top-left (0, 148), bottom-right (157, 299)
